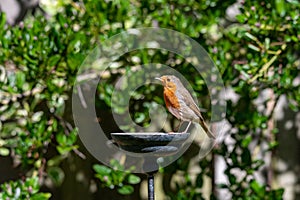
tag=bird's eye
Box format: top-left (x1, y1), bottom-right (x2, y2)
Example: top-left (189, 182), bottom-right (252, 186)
top-left (167, 78), bottom-right (170, 82)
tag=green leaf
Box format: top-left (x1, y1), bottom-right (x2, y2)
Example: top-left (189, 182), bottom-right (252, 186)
top-left (268, 141), bottom-right (279, 150)
top-left (264, 38), bottom-right (270, 50)
top-left (241, 135), bottom-right (252, 147)
top-left (0, 147), bottom-right (9, 156)
top-left (248, 44), bottom-right (260, 52)
top-left (56, 146), bottom-right (73, 155)
top-left (117, 185), bottom-right (134, 195)
top-left (56, 132), bottom-right (67, 145)
top-left (244, 32), bottom-right (257, 41)
top-left (250, 180), bottom-right (264, 196)
top-left (228, 173), bottom-right (237, 185)
top-left (110, 159), bottom-right (124, 171)
top-left (272, 188), bottom-right (284, 199)
top-left (275, 0), bottom-right (286, 17)
top-left (135, 113), bottom-right (145, 123)
top-left (67, 128), bottom-right (78, 144)
top-left (0, 12), bottom-right (6, 30)
top-left (48, 55), bottom-right (61, 66)
top-left (127, 174), bottom-right (141, 184)
top-left (16, 71), bottom-right (26, 89)
top-left (25, 177), bottom-right (39, 191)
top-left (31, 193), bottom-right (52, 200)
top-left (32, 111), bottom-right (44, 122)
top-left (236, 14), bottom-right (247, 23)
top-left (48, 167), bottom-right (65, 186)
top-left (67, 54), bottom-right (84, 71)
top-left (93, 164), bottom-right (112, 175)
top-left (47, 155), bottom-right (64, 167)
top-left (24, 54), bottom-right (39, 64)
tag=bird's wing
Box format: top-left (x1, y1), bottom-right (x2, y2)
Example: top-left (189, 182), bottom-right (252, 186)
top-left (167, 106), bottom-right (181, 120)
top-left (180, 88), bottom-right (215, 138)
top-left (180, 88), bottom-right (203, 120)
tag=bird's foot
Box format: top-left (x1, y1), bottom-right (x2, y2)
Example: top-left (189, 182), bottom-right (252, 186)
top-left (182, 121), bottom-right (192, 133)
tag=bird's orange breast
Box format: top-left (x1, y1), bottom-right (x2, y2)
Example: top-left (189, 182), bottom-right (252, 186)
top-left (163, 88), bottom-right (180, 109)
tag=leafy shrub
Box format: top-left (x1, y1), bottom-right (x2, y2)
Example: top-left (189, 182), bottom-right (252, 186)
top-left (1, 0), bottom-right (299, 199)
top-left (0, 176), bottom-right (51, 200)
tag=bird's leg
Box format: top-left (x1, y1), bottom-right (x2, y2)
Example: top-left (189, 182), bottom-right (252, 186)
top-left (183, 121), bottom-right (192, 133)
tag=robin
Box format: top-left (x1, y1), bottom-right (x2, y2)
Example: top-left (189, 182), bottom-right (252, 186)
top-left (156, 75), bottom-right (215, 139)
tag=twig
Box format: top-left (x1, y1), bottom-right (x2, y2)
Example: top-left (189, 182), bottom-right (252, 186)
top-left (248, 44), bottom-right (286, 83)
top-left (73, 148), bottom-right (86, 159)
top-left (53, 114), bottom-right (71, 135)
top-left (38, 158), bottom-right (46, 184)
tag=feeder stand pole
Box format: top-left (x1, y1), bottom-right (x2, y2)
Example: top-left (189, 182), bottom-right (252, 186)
top-left (148, 173), bottom-right (155, 200)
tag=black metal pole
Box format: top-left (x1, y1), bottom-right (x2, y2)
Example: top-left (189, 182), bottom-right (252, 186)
top-left (148, 174), bottom-right (155, 200)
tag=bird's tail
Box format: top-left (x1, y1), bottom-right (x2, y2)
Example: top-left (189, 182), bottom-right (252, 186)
top-left (199, 119), bottom-right (215, 139)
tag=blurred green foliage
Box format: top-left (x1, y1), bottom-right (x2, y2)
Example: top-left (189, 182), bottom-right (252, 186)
top-left (93, 159), bottom-right (141, 195)
top-left (0, 0), bottom-right (299, 199)
top-left (0, 176), bottom-right (51, 200)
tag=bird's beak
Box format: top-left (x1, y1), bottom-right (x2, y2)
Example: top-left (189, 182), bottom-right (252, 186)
top-left (155, 77), bottom-right (162, 82)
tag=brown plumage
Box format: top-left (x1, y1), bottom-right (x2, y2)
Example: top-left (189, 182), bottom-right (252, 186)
top-left (156, 75), bottom-right (215, 139)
